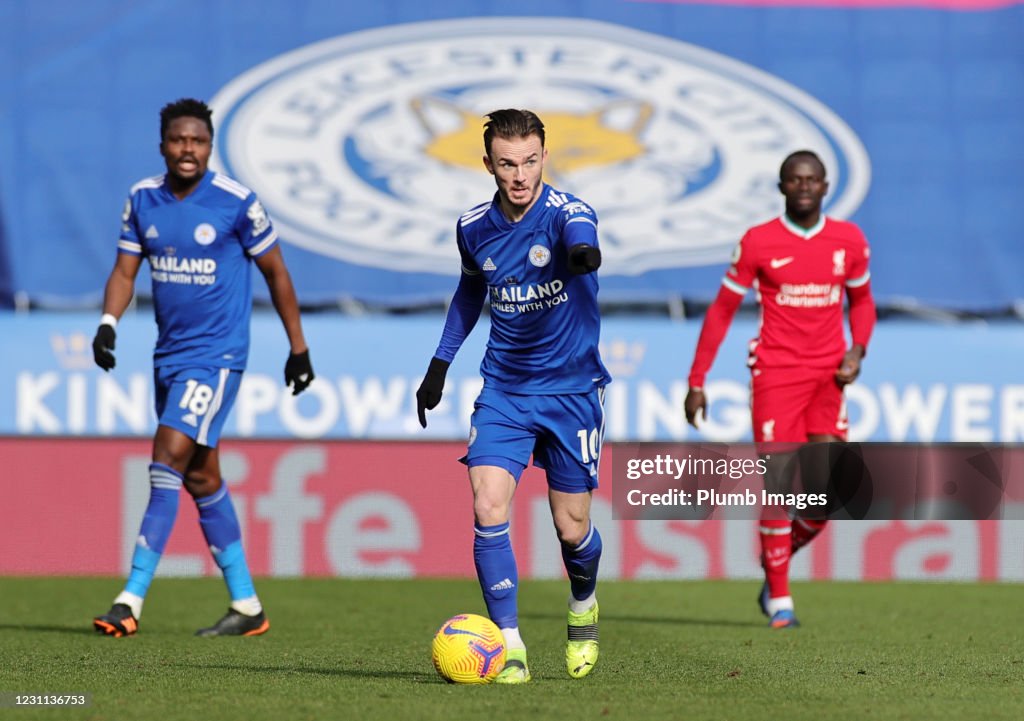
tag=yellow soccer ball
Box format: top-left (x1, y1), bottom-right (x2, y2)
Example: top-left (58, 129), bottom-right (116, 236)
top-left (431, 613), bottom-right (506, 684)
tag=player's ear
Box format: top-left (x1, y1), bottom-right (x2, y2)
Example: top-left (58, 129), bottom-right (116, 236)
top-left (482, 154), bottom-right (494, 176)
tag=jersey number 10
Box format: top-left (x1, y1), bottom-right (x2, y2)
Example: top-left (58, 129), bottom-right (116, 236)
top-left (576, 428), bottom-right (601, 464)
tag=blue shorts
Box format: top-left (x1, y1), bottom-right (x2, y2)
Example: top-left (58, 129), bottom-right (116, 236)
top-left (462, 386), bottom-right (607, 493)
top-left (153, 366), bottom-right (242, 448)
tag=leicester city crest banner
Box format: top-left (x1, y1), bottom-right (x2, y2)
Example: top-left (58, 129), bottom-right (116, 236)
top-left (0, 1), bottom-right (1020, 311)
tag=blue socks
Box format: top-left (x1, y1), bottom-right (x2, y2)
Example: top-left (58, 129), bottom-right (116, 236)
top-left (562, 523), bottom-right (602, 602)
top-left (195, 484), bottom-right (257, 603)
top-left (474, 521), bottom-right (601, 627)
top-left (474, 522), bottom-right (518, 629)
top-left (125, 463), bottom-right (182, 598)
top-left (121, 467), bottom-right (259, 614)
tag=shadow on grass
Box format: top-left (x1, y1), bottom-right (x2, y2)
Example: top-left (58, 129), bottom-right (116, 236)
top-left (518, 611), bottom-right (760, 629)
top-left (169, 661), bottom-right (440, 683)
top-left (0, 623), bottom-right (98, 636)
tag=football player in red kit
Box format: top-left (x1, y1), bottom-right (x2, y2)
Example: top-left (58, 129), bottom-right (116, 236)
top-left (684, 150), bottom-right (877, 628)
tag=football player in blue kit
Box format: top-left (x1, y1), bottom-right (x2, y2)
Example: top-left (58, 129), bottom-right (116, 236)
top-left (416, 109), bottom-right (610, 683)
top-left (91, 98), bottom-right (314, 637)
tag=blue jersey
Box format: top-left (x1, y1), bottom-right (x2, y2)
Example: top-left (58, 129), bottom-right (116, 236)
top-left (452, 184), bottom-right (611, 394)
top-left (117, 171), bottom-right (277, 370)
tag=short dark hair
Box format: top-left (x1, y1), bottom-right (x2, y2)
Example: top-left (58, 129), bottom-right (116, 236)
top-left (160, 98), bottom-right (214, 141)
top-left (483, 109), bottom-right (545, 157)
top-left (780, 149), bottom-right (826, 181)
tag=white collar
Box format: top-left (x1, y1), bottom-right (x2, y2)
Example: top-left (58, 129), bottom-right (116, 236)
top-left (780, 214), bottom-right (826, 239)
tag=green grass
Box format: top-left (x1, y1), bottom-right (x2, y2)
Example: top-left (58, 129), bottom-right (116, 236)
top-left (0, 578), bottom-right (1021, 721)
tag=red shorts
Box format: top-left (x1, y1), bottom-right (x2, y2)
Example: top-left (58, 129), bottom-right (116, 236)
top-left (750, 366), bottom-right (848, 442)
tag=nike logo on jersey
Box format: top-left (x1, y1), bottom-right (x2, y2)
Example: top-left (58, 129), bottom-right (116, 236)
top-left (482, 257), bottom-right (497, 271)
top-left (145, 225), bottom-right (159, 239)
top-left (770, 257), bottom-right (794, 269)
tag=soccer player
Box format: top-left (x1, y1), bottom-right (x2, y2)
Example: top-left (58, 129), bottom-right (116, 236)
top-left (684, 150), bottom-right (876, 628)
top-left (416, 109), bottom-right (610, 683)
top-left (91, 98), bottom-right (314, 637)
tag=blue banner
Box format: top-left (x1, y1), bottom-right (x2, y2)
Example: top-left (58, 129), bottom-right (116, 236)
top-left (0, 193), bottom-right (11, 309)
top-left (2, 313), bottom-right (1022, 442)
top-left (0, 2), bottom-right (1021, 311)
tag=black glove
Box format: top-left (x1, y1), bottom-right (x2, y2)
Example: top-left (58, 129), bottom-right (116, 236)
top-left (567, 244), bottom-right (602, 275)
top-left (92, 324), bottom-right (117, 371)
top-left (284, 349), bottom-right (315, 396)
top-left (416, 357), bottom-right (450, 428)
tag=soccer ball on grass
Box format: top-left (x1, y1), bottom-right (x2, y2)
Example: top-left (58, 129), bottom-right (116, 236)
top-left (431, 613), bottom-right (506, 684)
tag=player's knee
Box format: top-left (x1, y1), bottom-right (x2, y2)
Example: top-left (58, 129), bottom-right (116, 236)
top-left (472, 495), bottom-right (511, 526)
top-left (184, 472), bottom-right (221, 499)
top-left (553, 514), bottom-right (590, 547)
top-left (152, 451), bottom-right (190, 475)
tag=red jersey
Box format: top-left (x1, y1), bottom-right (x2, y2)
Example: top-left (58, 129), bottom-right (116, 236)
top-left (722, 215), bottom-right (870, 370)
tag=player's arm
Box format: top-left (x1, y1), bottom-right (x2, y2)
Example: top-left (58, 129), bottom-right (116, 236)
top-left (836, 238), bottom-right (876, 386)
top-left (255, 246), bottom-right (314, 395)
top-left (416, 268), bottom-right (486, 428)
top-left (417, 222), bottom-right (487, 428)
top-left (560, 201), bottom-right (601, 274)
top-left (685, 236), bottom-right (754, 428)
top-left (93, 252), bottom-right (142, 371)
top-left (684, 285), bottom-right (744, 427)
top-left (836, 280), bottom-right (876, 386)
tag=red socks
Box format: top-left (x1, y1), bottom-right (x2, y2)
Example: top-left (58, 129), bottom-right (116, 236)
top-left (760, 519), bottom-right (793, 599)
top-left (760, 519), bottom-right (829, 600)
top-left (791, 519), bottom-right (828, 554)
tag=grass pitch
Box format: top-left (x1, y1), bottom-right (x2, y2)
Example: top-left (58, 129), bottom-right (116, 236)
top-left (0, 578), bottom-right (1021, 721)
